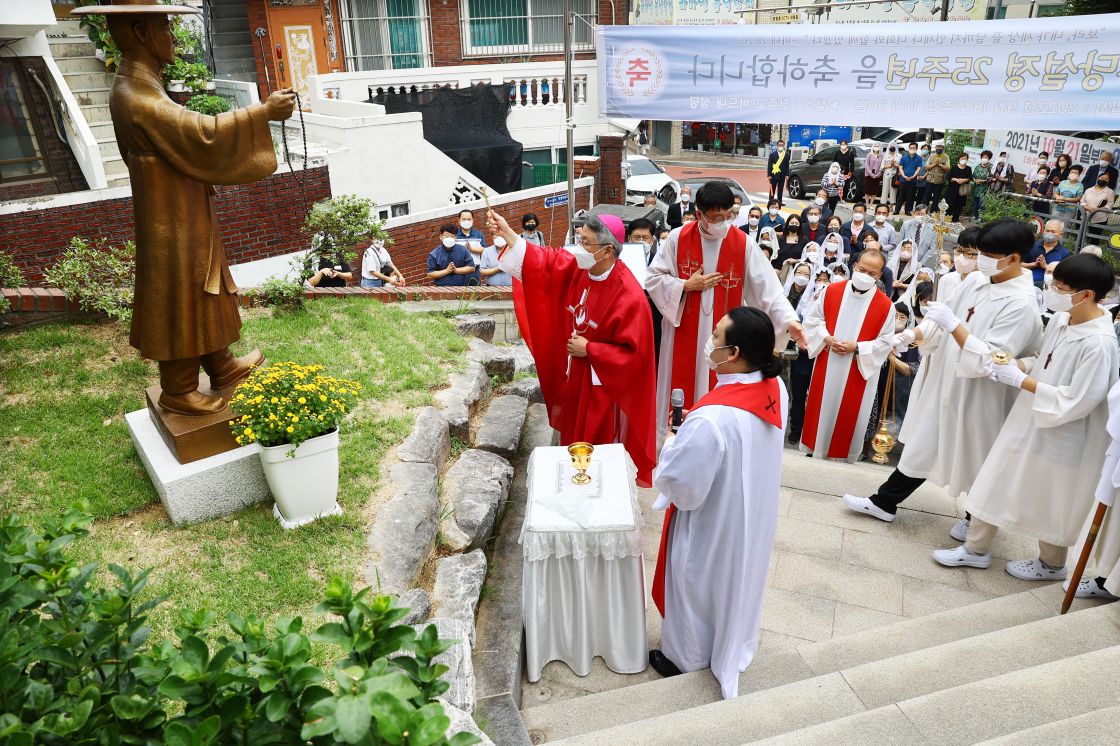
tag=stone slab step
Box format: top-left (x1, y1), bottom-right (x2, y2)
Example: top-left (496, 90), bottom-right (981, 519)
top-left (473, 395), bottom-right (528, 461)
top-left (79, 103), bottom-right (111, 123)
top-left (520, 589), bottom-right (1053, 741)
top-left (107, 175), bottom-right (132, 189)
top-left (975, 703), bottom-right (1120, 745)
top-left (56, 56), bottom-right (106, 74)
top-left (89, 122), bottom-right (116, 140)
top-left (213, 44), bottom-right (255, 62)
top-left (97, 138), bottom-right (121, 159)
top-left (62, 71), bottom-right (114, 90)
top-left (435, 361), bottom-right (490, 441)
top-left (48, 40), bottom-right (96, 57)
top-left (559, 638), bottom-right (1120, 746)
top-left (103, 157), bottom-right (129, 177)
top-left (71, 87), bottom-right (110, 107)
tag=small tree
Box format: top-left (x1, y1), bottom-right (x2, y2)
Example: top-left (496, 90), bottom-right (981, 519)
top-left (302, 195), bottom-right (390, 280)
top-left (977, 194), bottom-right (1033, 226)
top-left (942, 129), bottom-right (973, 168)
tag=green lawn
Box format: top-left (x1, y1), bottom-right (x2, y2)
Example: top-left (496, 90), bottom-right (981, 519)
top-left (0, 300), bottom-right (467, 639)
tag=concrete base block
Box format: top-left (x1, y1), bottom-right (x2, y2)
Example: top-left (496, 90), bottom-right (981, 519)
top-left (126, 409), bottom-right (272, 525)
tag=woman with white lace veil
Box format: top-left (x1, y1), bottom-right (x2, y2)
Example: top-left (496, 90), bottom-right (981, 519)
top-left (820, 232), bottom-right (846, 269)
top-left (888, 238), bottom-right (919, 300)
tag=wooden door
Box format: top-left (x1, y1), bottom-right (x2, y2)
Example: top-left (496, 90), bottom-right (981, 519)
top-left (266, 4), bottom-right (335, 103)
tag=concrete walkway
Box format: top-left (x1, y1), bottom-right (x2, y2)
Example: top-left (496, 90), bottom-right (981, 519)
top-left (521, 451), bottom-right (1047, 709)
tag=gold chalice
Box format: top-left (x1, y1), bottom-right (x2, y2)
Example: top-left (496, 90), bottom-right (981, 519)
top-left (990, 349), bottom-right (1012, 366)
top-left (568, 442), bottom-right (594, 486)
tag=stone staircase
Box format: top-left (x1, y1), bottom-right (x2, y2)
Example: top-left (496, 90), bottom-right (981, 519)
top-left (47, 17), bottom-right (129, 189)
top-left (207, 0), bottom-right (258, 86)
top-left (519, 455), bottom-right (1120, 745)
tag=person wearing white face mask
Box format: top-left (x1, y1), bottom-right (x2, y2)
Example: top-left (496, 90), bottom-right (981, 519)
top-left (989, 151), bottom-right (1015, 195)
top-left (426, 223), bottom-right (480, 286)
top-left (486, 209), bottom-right (658, 486)
top-left (361, 237), bottom-right (404, 288)
top-left (760, 199), bottom-right (785, 234)
top-left (800, 189), bottom-right (833, 228)
top-left (456, 209), bottom-right (485, 265)
top-left (649, 307), bottom-right (787, 699)
top-left (935, 225), bottom-right (980, 303)
top-left (479, 234), bottom-right (512, 287)
top-left (844, 219), bottom-right (1042, 529)
top-left (821, 163), bottom-right (845, 211)
top-left (870, 204), bottom-right (897, 255)
top-left (646, 180), bottom-right (805, 442)
top-left (668, 187), bottom-right (693, 229)
top-left (935, 254), bottom-right (1118, 576)
top-left (800, 249), bottom-right (894, 462)
top-left (887, 238), bottom-right (918, 301)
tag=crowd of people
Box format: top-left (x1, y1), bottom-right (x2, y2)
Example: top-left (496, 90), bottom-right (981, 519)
top-left (829, 142), bottom-right (1119, 225)
top-left (471, 179), bottom-right (1120, 703)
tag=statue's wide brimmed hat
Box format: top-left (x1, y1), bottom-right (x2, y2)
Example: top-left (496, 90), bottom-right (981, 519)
top-left (72, 0), bottom-right (200, 16)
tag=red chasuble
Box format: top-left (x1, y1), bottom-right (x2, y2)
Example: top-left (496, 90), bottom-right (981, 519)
top-left (651, 377), bottom-right (783, 617)
top-left (512, 240), bottom-right (658, 486)
top-left (671, 222), bottom-right (747, 409)
top-left (801, 281), bottom-right (893, 459)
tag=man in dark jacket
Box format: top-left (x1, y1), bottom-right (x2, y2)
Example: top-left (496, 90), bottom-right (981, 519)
top-left (767, 139), bottom-right (791, 208)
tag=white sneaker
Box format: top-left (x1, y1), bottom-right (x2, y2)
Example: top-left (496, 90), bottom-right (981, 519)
top-left (1072, 578), bottom-right (1120, 600)
top-left (949, 518), bottom-right (970, 542)
top-left (932, 544), bottom-right (992, 569)
top-left (1005, 558), bottom-right (1067, 581)
top-left (842, 494), bottom-right (895, 523)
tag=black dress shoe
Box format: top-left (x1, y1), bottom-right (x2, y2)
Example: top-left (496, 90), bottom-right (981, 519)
top-left (648, 649), bottom-right (682, 678)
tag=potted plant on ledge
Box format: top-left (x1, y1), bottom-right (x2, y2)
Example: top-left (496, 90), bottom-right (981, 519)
top-left (229, 361), bottom-right (362, 529)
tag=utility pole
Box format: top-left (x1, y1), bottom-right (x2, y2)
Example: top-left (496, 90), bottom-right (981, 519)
top-left (564, 0), bottom-right (576, 231)
top-left (939, 0), bottom-right (949, 21)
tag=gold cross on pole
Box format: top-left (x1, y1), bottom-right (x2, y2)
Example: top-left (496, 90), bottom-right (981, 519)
top-left (930, 200), bottom-right (953, 254)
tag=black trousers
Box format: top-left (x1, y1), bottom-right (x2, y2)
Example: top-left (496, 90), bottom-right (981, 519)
top-left (946, 189), bottom-right (967, 222)
top-left (896, 181), bottom-right (918, 214)
top-left (770, 174), bottom-right (786, 207)
top-left (869, 468), bottom-right (926, 514)
top-left (923, 181), bottom-right (944, 207)
top-left (788, 369), bottom-right (811, 439)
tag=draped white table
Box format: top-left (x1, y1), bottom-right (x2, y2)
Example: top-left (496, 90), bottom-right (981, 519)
top-left (520, 443), bottom-right (648, 682)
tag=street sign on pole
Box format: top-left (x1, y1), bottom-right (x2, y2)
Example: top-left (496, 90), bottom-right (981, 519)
top-left (545, 194), bottom-right (569, 209)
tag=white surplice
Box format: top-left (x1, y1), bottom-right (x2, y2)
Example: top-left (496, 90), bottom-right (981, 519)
top-left (801, 282), bottom-right (895, 463)
top-left (652, 371), bottom-right (787, 700)
top-left (646, 227), bottom-right (797, 439)
top-left (966, 312), bottom-right (1118, 546)
top-left (898, 270), bottom-right (1042, 497)
top-left (1086, 381), bottom-right (1120, 595)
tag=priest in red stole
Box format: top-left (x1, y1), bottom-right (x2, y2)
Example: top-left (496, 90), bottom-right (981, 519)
top-left (801, 249), bottom-right (895, 463)
top-left (487, 210), bottom-right (657, 486)
top-left (646, 181), bottom-right (804, 440)
top-left (648, 307), bottom-right (786, 700)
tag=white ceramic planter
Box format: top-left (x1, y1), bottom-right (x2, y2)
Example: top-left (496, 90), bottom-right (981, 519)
top-left (259, 428), bottom-right (343, 529)
top-left (168, 80), bottom-right (187, 92)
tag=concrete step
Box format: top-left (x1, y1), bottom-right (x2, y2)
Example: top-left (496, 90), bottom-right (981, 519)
top-left (212, 18), bottom-right (250, 35)
top-left (213, 44), bottom-right (255, 62)
top-left (208, 3), bottom-right (251, 21)
top-left (975, 703), bottom-right (1120, 745)
top-left (521, 589), bottom-right (1056, 741)
top-left (62, 71), bottom-right (115, 90)
top-left (79, 103), bottom-right (111, 123)
top-left (56, 56), bottom-right (107, 74)
top-left (103, 156), bottom-right (129, 177)
top-left (71, 87), bottom-right (110, 107)
top-left (472, 395), bottom-right (528, 462)
top-left (556, 631), bottom-right (1120, 745)
top-left (89, 122), bottom-right (116, 141)
top-left (107, 175), bottom-right (131, 189)
top-left (48, 40), bottom-right (96, 58)
top-left (97, 137), bottom-right (121, 159)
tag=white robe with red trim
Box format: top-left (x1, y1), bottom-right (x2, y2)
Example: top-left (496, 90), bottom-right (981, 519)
top-left (652, 371), bottom-right (787, 701)
top-left (646, 227), bottom-right (797, 441)
top-left (801, 281), bottom-right (895, 463)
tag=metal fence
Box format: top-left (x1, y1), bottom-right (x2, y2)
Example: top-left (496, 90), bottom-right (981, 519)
top-left (994, 191), bottom-right (1120, 254)
top-left (339, 0), bottom-right (434, 72)
top-left (458, 0), bottom-right (596, 58)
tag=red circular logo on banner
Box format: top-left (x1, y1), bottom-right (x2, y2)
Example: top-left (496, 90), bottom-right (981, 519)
top-left (614, 46), bottom-right (666, 99)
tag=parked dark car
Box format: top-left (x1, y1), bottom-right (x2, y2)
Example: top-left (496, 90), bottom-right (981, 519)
top-left (675, 176), bottom-right (751, 206)
top-left (786, 144), bottom-right (870, 202)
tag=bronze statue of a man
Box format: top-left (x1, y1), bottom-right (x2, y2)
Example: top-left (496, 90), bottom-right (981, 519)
top-left (75, 0), bottom-right (297, 415)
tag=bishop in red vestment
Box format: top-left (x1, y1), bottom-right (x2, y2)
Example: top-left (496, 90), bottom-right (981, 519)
top-left (487, 210), bottom-right (657, 486)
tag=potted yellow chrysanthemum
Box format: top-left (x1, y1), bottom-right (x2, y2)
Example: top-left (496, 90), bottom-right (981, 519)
top-left (228, 362), bottom-right (362, 528)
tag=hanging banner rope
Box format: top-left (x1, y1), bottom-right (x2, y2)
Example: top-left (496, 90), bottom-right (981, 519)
top-left (595, 14), bottom-right (1120, 130)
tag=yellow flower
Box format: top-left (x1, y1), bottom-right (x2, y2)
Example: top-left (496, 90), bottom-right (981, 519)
top-left (287, 426), bottom-right (295, 433)
top-left (298, 397), bottom-right (306, 404)
top-left (271, 397), bottom-right (279, 403)
top-left (244, 427), bottom-right (253, 435)
top-left (292, 416), bottom-right (299, 422)
top-left (320, 395), bottom-right (328, 401)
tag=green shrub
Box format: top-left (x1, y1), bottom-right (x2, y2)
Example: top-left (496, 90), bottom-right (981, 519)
top-left (163, 59), bottom-right (212, 92)
top-left (0, 508), bottom-right (481, 745)
top-left (43, 237), bottom-right (135, 321)
top-left (978, 194), bottom-right (1033, 226)
top-left (248, 275), bottom-right (306, 313)
top-left (186, 94), bottom-right (232, 116)
top-left (76, 1), bottom-right (120, 71)
top-left (0, 252), bottom-right (23, 313)
top-left (304, 196), bottom-right (390, 272)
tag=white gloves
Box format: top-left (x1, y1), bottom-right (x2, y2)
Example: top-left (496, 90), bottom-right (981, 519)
top-left (893, 329), bottom-right (916, 348)
top-left (924, 302), bottom-right (960, 332)
top-left (986, 360), bottom-right (1027, 389)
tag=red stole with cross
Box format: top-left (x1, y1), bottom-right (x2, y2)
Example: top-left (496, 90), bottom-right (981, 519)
top-left (801, 281), bottom-right (893, 459)
top-left (671, 222), bottom-right (746, 409)
top-left (651, 376), bottom-right (783, 617)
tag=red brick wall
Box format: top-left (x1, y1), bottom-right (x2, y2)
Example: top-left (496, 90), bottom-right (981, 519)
top-left (597, 133), bottom-right (625, 206)
top-left (379, 183), bottom-right (594, 284)
top-left (1, 166), bottom-right (331, 284)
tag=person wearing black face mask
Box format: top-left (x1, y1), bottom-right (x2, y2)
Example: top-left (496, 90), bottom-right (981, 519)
top-left (923, 145), bottom-right (950, 207)
top-left (1081, 173), bottom-right (1117, 224)
top-left (520, 213), bottom-right (544, 245)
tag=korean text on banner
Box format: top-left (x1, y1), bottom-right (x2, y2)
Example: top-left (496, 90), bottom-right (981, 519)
top-left (596, 15), bottom-right (1120, 130)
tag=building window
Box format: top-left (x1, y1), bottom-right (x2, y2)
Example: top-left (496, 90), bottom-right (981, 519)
top-left (340, 0), bottom-right (432, 71)
top-left (376, 201), bottom-right (410, 220)
top-left (460, 0), bottom-right (596, 58)
top-left (0, 61), bottom-right (50, 184)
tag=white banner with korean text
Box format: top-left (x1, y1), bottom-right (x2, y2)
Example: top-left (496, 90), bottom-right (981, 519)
top-left (597, 14), bottom-right (1120, 130)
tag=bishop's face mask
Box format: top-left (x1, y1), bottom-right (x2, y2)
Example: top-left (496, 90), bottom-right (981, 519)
top-left (570, 238), bottom-right (608, 270)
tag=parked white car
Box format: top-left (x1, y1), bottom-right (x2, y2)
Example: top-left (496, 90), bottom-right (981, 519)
top-left (624, 156), bottom-right (679, 206)
top-left (851, 127), bottom-right (945, 150)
